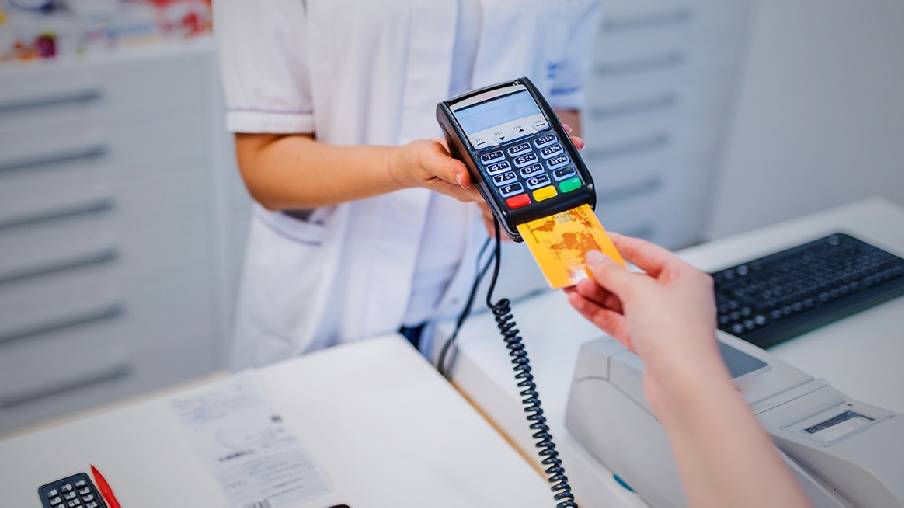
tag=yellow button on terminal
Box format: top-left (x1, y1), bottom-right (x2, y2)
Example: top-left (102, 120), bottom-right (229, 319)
top-left (532, 185), bottom-right (558, 202)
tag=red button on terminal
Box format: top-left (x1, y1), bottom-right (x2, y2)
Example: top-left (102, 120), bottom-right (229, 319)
top-left (505, 194), bottom-right (531, 209)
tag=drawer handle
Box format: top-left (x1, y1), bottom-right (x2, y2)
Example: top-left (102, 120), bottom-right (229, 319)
top-left (603, 8), bottom-right (692, 32)
top-left (590, 93), bottom-right (678, 120)
top-left (595, 52), bottom-right (685, 77)
top-left (0, 144), bottom-right (108, 175)
top-left (0, 303), bottom-right (124, 346)
top-left (0, 248), bottom-right (118, 287)
top-left (0, 197), bottom-right (114, 231)
top-left (0, 365), bottom-right (130, 409)
top-left (0, 88), bottom-right (102, 117)
top-left (584, 132), bottom-right (670, 161)
top-left (598, 176), bottom-right (663, 204)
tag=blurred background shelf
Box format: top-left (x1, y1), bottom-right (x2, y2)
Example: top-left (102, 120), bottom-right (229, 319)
top-left (0, 39), bottom-right (251, 433)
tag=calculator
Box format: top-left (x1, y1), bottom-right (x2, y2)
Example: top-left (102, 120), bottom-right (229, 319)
top-left (437, 77), bottom-right (596, 242)
top-left (38, 472), bottom-right (107, 508)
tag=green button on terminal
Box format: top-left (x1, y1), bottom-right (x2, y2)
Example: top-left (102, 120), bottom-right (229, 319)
top-left (558, 176), bottom-right (582, 193)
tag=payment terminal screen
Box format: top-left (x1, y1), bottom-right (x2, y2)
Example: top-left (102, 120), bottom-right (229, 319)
top-left (454, 91), bottom-right (542, 134)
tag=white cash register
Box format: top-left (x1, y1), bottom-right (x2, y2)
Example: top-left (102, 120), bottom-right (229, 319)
top-left (566, 333), bottom-right (904, 508)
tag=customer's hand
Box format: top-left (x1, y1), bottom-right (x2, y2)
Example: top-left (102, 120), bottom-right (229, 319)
top-left (564, 233), bottom-right (729, 419)
top-left (387, 139), bottom-right (483, 202)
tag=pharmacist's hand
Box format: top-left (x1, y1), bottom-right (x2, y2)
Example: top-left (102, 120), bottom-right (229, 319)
top-left (564, 234), bottom-right (725, 415)
top-left (562, 122), bottom-right (585, 150)
top-left (387, 139), bottom-right (483, 203)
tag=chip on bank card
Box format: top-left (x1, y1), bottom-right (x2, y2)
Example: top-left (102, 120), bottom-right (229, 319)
top-left (516, 204), bottom-right (625, 289)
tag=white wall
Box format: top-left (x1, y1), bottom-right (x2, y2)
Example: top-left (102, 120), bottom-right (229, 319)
top-left (708, 0), bottom-right (904, 238)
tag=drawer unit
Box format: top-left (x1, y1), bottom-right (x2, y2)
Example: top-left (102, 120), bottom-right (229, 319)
top-left (0, 40), bottom-right (239, 435)
top-left (582, 0), bottom-right (753, 250)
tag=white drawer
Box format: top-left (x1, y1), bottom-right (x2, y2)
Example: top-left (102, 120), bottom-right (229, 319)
top-left (0, 200), bottom-right (115, 280)
top-left (0, 262), bottom-right (121, 341)
top-left (0, 329), bottom-right (218, 435)
top-left (0, 43), bottom-right (211, 136)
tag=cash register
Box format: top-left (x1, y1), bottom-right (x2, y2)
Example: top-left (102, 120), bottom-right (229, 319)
top-left (565, 332), bottom-right (904, 508)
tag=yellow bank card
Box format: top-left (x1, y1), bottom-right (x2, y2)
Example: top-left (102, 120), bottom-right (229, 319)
top-left (516, 204), bottom-right (625, 289)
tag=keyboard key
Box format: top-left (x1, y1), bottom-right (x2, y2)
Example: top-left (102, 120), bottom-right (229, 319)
top-left (49, 497), bottom-right (62, 506)
top-left (534, 134), bottom-right (557, 148)
top-left (558, 176), bottom-right (582, 193)
top-left (499, 182), bottom-right (524, 198)
top-left (74, 480), bottom-right (86, 488)
top-left (533, 118), bottom-right (550, 130)
top-left (480, 150), bottom-right (504, 164)
top-left (48, 489), bottom-right (59, 498)
top-left (81, 495), bottom-right (94, 502)
top-left (484, 160), bottom-right (511, 175)
top-left (78, 488), bottom-right (90, 495)
top-left (525, 174), bottom-right (551, 190)
top-left (505, 194), bottom-right (531, 209)
top-left (507, 142), bottom-right (531, 156)
top-left (546, 154), bottom-right (569, 169)
top-left (512, 153), bottom-right (539, 168)
top-left (519, 163), bottom-right (545, 178)
top-left (539, 144), bottom-right (564, 159)
top-left (492, 171), bottom-right (517, 187)
top-left (532, 185), bottom-right (558, 202)
top-left (64, 492), bottom-right (77, 500)
top-left (553, 166), bottom-right (576, 181)
top-left (61, 485), bottom-right (73, 493)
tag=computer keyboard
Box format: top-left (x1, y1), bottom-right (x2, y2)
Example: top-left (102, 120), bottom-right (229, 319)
top-left (712, 233), bottom-right (904, 349)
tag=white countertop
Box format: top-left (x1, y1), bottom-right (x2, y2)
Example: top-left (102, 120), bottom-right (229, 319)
top-left (443, 197), bottom-right (904, 507)
top-left (0, 336), bottom-right (552, 508)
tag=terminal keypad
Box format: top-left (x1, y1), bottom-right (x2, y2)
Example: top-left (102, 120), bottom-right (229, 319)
top-left (475, 130), bottom-right (583, 210)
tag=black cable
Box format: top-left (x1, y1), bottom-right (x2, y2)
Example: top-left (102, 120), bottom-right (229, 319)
top-left (437, 236), bottom-right (493, 377)
top-left (438, 219), bottom-right (578, 507)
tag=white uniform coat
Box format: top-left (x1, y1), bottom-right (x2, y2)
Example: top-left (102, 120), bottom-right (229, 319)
top-left (215, 0), bottom-right (600, 368)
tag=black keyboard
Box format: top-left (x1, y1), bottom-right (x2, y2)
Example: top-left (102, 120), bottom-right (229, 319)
top-left (712, 233), bottom-right (904, 349)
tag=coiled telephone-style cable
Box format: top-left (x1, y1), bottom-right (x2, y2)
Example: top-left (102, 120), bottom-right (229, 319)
top-left (438, 220), bottom-right (578, 508)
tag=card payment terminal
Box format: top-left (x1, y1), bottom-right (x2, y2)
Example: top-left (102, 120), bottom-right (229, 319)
top-left (437, 77), bottom-right (596, 242)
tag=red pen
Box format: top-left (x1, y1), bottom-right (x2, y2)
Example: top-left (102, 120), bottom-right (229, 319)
top-left (90, 465), bottom-right (122, 508)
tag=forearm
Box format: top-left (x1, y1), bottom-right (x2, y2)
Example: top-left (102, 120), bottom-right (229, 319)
top-left (235, 133), bottom-right (402, 210)
top-left (655, 362), bottom-right (811, 508)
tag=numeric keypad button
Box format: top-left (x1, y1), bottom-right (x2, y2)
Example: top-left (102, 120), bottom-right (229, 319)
top-left (546, 154), bottom-right (569, 169)
top-left (484, 160), bottom-right (511, 175)
top-left (499, 182), bottom-right (524, 197)
top-left (534, 134), bottom-right (557, 148)
top-left (525, 174), bottom-right (552, 190)
top-left (480, 150), bottom-right (504, 164)
top-left (519, 163), bottom-right (545, 178)
top-left (539, 144), bottom-right (564, 159)
top-left (553, 166), bottom-right (577, 181)
top-left (492, 171), bottom-right (517, 187)
top-left (512, 152), bottom-right (539, 168)
top-left (507, 142), bottom-right (531, 157)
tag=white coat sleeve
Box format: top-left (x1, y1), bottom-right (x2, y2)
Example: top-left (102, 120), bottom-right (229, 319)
top-left (214, 0), bottom-right (314, 133)
top-left (547, 0), bottom-right (601, 111)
